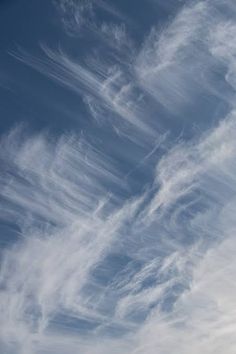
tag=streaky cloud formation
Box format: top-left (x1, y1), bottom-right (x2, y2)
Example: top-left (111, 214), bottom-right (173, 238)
top-left (1, 0), bottom-right (236, 353)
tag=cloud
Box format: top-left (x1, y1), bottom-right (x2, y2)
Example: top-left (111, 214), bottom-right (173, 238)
top-left (1, 0), bottom-right (236, 353)
top-left (10, 45), bottom-right (154, 143)
top-left (1, 111), bottom-right (236, 354)
top-left (135, 0), bottom-right (236, 112)
top-left (53, 0), bottom-right (95, 35)
top-left (0, 126), bottom-right (145, 353)
top-left (53, 0), bottom-right (130, 38)
top-left (132, 216), bottom-right (236, 354)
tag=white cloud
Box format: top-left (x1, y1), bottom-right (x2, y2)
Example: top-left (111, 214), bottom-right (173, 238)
top-left (54, 0), bottom-right (130, 39)
top-left (135, 0), bottom-right (236, 112)
top-left (1, 0), bottom-right (236, 353)
top-left (11, 45), bottom-right (154, 143)
top-left (1, 109), bottom-right (236, 354)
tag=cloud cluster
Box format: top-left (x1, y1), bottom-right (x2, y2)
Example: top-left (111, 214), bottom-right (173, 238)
top-left (1, 0), bottom-right (236, 353)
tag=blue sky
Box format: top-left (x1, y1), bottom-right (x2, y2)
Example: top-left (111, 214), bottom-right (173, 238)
top-left (1, 1), bottom-right (236, 353)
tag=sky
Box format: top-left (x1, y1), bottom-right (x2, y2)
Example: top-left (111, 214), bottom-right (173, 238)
top-left (0, 0), bottom-right (236, 353)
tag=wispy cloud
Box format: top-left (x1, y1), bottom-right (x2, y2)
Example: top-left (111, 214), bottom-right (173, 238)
top-left (54, 0), bottom-right (131, 38)
top-left (10, 45), bottom-right (154, 144)
top-left (1, 0), bottom-right (236, 353)
top-left (1, 107), bottom-right (236, 354)
top-left (135, 0), bottom-right (236, 112)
